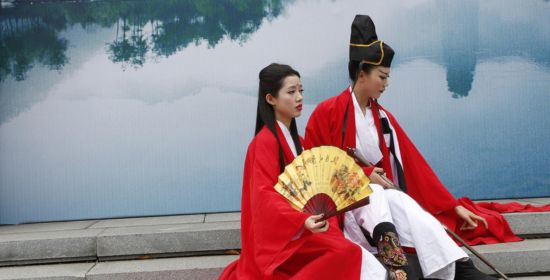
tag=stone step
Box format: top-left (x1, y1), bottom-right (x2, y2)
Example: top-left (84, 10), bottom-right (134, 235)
top-left (468, 238), bottom-right (550, 275)
top-left (0, 255), bottom-right (239, 280)
top-left (0, 262), bottom-right (95, 280)
top-left (477, 197), bottom-right (550, 237)
top-left (0, 213), bottom-right (240, 266)
top-left (0, 228), bottom-right (103, 266)
top-left (96, 221), bottom-right (240, 261)
top-left (0, 253), bottom-right (549, 280)
top-left (0, 199), bottom-right (548, 268)
top-left (403, 238), bottom-right (550, 277)
top-left (503, 212), bottom-right (550, 237)
top-left (88, 255), bottom-right (238, 280)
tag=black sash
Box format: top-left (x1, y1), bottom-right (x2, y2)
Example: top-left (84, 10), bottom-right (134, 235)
top-left (379, 115), bottom-right (407, 192)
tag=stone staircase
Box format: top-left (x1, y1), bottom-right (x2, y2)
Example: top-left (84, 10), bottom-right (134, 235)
top-left (0, 198), bottom-right (549, 279)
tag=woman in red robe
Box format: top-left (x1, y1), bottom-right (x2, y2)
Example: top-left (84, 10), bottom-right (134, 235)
top-left (219, 63), bottom-right (371, 280)
top-left (305, 15), bottom-right (550, 249)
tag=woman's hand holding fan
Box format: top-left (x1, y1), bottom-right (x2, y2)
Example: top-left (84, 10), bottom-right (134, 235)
top-left (275, 146), bottom-right (373, 221)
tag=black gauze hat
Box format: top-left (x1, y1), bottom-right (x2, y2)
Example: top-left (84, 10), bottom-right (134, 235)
top-left (349, 15), bottom-right (394, 67)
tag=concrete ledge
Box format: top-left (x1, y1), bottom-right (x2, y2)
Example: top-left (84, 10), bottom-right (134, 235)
top-left (97, 221), bottom-right (240, 259)
top-left (505, 212), bottom-right (550, 236)
top-left (0, 229), bottom-right (104, 266)
top-left (0, 221), bottom-right (98, 235)
top-left (468, 238), bottom-right (550, 275)
top-left (0, 198), bottom-right (548, 269)
top-left (204, 213), bottom-right (240, 223)
top-left (0, 256), bottom-right (238, 280)
top-left (86, 255), bottom-right (238, 280)
top-left (0, 254), bottom-right (549, 280)
top-left (0, 262), bottom-right (95, 280)
top-left (89, 215), bottom-right (204, 229)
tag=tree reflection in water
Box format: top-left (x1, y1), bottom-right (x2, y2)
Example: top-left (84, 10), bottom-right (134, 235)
top-left (0, 0), bottom-right (286, 78)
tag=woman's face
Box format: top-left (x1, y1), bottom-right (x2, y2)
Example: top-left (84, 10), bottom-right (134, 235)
top-left (360, 66), bottom-right (390, 99)
top-left (267, 75), bottom-right (304, 123)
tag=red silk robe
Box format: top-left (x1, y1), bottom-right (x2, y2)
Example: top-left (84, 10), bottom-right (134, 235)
top-left (304, 87), bottom-right (541, 245)
top-left (219, 125), bottom-right (362, 280)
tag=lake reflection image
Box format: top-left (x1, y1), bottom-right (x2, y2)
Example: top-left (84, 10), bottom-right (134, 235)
top-left (0, 0), bottom-right (549, 224)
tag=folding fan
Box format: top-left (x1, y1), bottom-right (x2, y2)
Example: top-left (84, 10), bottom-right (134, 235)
top-left (275, 146), bottom-right (373, 220)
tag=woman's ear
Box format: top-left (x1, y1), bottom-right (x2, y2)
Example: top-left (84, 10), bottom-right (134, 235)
top-left (357, 69), bottom-right (366, 81)
top-left (266, 93), bottom-right (277, 106)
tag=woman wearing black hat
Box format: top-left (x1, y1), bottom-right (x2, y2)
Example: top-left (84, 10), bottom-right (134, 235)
top-left (305, 15), bottom-right (499, 280)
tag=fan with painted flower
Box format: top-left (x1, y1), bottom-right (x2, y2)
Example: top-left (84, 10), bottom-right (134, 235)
top-left (275, 146), bottom-right (373, 220)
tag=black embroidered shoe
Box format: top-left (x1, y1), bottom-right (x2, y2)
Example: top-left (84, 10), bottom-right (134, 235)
top-left (377, 230), bottom-right (409, 268)
top-left (373, 222), bottom-right (411, 280)
top-left (455, 259), bottom-right (498, 280)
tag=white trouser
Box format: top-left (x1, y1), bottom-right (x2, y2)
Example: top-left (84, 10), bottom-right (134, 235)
top-left (344, 184), bottom-right (468, 280)
top-left (357, 245), bottom-right (388, 280)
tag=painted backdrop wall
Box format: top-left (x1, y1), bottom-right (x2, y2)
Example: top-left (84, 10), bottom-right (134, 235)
top-left (1, 0), bottom-right (549, 224)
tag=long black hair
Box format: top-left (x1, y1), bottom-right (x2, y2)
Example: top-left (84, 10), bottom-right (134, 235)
top-left (255, 63), bottom-right (303, 173)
